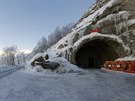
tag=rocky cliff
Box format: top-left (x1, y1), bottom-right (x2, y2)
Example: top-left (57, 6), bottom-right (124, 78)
top-left (49, 0), bottom-right (135, 68)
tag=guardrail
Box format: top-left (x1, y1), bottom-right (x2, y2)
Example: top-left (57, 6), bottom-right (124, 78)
top-left (0, 66), bottom-right (24, 79)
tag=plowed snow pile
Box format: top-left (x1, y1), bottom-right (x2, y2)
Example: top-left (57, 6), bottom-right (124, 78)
top-left (25, 52), bottom-right (81, 73)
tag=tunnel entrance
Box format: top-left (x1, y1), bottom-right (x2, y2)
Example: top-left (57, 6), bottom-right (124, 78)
top-left (89, 57), bottom-right (94, 67)
top-left (75, 39), bottom-right (123, 69)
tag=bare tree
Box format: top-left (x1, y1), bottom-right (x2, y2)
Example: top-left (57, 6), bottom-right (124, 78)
top-left (33, 37), bottom-right (48, 55)
top-left (47, 23), bottom-right (74, 47)
top-left (2, 45), bottom-right (18, 66)
top-left (15, 52), bottom-right (26, 65)
top-left (61, 23), bottom-right (74, 37)
top-left (48, 34), bottom-right (54, 47)
top-left (53, 27), bottom-right (62, 43)
top-left (31, 23), bottom-right (74, 56)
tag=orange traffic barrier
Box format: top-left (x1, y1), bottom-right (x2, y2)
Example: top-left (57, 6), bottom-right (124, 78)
top-left (104, 60), bottom-right (135, 74)
top-left (114, 61), bottom-right (126, 71)
top-left (104, 61), bottom-right (114, 69)
top-left (123, 61), bottom-right (135, 73)
top-left (130, 61), bottom-right (135, 73)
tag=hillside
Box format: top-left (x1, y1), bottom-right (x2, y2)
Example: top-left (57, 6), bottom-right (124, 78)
top-left (48, 0), bottom-right (135, 68)
top-left (26, 0), bottom-right (135, 73)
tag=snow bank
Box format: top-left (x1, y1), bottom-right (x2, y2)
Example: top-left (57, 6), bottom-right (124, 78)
top-left (49, 56), bottom-right (81, 73)
top-left (116, 56), bottom-right (135, 61)
top-left (25, 52), bottom-right (81, 73)
top-left (25, 64), bottom-right (37, 73)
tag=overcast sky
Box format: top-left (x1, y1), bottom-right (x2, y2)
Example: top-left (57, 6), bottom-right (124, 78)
top-left (0, 0), bottom-right (95, 53)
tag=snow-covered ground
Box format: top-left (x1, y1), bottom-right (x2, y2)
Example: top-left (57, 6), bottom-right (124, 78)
top-left (116, 56), bottom-right (135, 61)
top-left (0, 66), bottom-right (21, 73)
top-left (0, 69), bottom-right (135, 101)
top-left (0, 67), bottom-right (13, 72)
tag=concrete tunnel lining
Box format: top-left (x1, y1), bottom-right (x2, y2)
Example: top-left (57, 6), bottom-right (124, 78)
top-left (71, 37), bottom-right (127, 69)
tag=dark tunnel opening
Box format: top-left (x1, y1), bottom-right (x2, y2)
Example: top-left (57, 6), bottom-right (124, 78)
top-left (75, 39), bottom-right (120, 69)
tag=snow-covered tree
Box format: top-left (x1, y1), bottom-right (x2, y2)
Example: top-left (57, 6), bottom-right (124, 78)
top-left (31, 23), bottom-right (74, 57)
top-left (61, 23), bottom-right (74, 37)
top-left (1, 45), bottom-right (18, 66)
top-left (53, 27), bottom-right (62, 43)
top-left (48, 33), bottom-right (55, 47)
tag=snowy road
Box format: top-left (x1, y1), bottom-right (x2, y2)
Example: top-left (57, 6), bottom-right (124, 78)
top-left (0, 69), bottom-right (135, 101)
top-left (0, 66), bottom-right (24, 79)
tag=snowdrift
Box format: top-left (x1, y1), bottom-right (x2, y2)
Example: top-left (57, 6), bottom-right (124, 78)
top-left (25, 52), bottom-right (81, 73)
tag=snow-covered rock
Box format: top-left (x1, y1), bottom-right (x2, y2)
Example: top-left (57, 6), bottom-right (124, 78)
top-left (25, 52), bottom-right (81, 73)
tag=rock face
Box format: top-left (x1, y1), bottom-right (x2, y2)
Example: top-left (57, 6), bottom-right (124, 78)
top-left (51, 0), bottom-right (135, 69)
top-left (76, 0), bottom-right (135, 56)
top-left (31, 56), bottom-right (45, 66)
top-left (36, 61), bottom-right (60, 70)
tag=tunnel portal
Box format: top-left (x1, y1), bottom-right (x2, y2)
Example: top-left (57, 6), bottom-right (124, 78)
top-left (75, 39), bottom-right (123, 69)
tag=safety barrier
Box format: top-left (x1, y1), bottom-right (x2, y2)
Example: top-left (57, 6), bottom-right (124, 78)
top-left (123, 61), bottom-right (135, 73)
top-left (104, 61), bottom-right (114, 70)
top-left (104, 60), bottom-right (135, 73)
top-left (113, 61), bottom-right (125, 71)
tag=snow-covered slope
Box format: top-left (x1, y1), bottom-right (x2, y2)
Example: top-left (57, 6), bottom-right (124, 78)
top-left (27, 0), bottom-right (135, 72)
top-left (51, 0), bottom-right (135, 55)
top-left (50, 0), bottom-right (135, 58)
